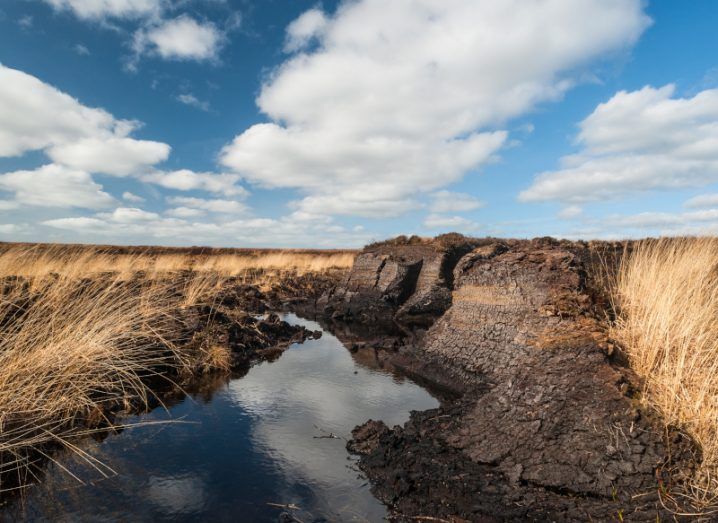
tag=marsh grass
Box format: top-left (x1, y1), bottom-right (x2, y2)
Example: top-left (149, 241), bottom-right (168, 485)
top-left (0, 275), bottom-right (180, 491)
top-left (610, 237), bottom-right (718, 507)
top-left (0, 243), bottom-right (355, 493)
top-left (0, 244), bottom-right (355, 281)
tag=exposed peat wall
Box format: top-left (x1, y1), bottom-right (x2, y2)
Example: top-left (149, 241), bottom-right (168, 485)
top-left (326, 235), bottom-right (697, 521)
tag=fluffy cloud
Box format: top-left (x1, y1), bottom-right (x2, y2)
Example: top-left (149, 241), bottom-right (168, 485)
top-left (520, 85), bottom-right (718, 203)
top-left (606, 209), bottom-right (718, 229)
top-left (293, 186), bottom-right (421, 218)
top-left (176, 93), bottom-right (210, 112)
top-left (166, 196), bottom-right (248, 214)
top-left (0, 164), bottom-right (115, 209)
top-left (563, 209), bottom-right (718, 239)
top-left (558, 205), bottom-right (583, 220)
top-left (0, 64), bottom-right (170, 177)
top-left (142, 170), bottom-right (248, 195)
top-left (43, 2), bottom-right (229, 67)
top-left (42, 0), bottom-right (162, 20)
top-left (423, 214), bottom-right (480, 232)
top-left (0, 201), bottom-right (19, 211)
top-left (0, 223), bottom-right (29, 234)
top-left (0, 64), bottom-right (249, 219)
top-left (48, 136), bottom-right (169, 176)
top-left (122, 191), bottom-right (145, 203)
top-left (554, 206), bottom-right (718, 240)
top-left (0, 64), bottom-right (115, 157)
top-left (221, 0), bottom-right (649, 218)
top-left (43, 211), bottom-right (369, 247)
top-left (430, 190), bottom-right (484, 213)
top-left (685, 193), bottom-right (718, 209)
top-left (97, 207), bottom-right (160, 222)
top-left (74, 44), bottom-right (91, 56)
top-left (284, 9), bottom-right (328, 52)
top-left (18, 15), bottom-right (33, 29)
top-left (133, 16), bottom-right (223, 62)
top-left (165, 207), bottom-right (206, 218)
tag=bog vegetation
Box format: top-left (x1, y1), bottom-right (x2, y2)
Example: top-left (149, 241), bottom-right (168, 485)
top-left (4, 237), bottom-right (718, 511)
top-left (611, 237), bottom-right (718, 508)
top-left (0, 243), bottom-right (355, 493)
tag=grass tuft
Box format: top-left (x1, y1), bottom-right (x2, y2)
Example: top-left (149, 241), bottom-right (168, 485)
top-left (610, 237), bottom-right (718, 506)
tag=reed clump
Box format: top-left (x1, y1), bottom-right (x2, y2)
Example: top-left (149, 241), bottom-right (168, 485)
top-left (0, 274), bottom-right (182, 491)
top-left (610, 237), bottom-right (718, 507)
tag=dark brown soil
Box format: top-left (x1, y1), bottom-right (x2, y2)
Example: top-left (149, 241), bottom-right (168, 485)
top-left (322, 235), bottom-right (703, 521)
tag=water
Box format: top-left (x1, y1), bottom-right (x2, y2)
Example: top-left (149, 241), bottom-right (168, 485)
top-left (7, 314), bottom-right (439, 522)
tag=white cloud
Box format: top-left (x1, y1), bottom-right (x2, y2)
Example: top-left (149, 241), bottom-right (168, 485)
top-left (0, 201), bottom-right (19, 211)
top-left (221, 0), bottom-right (649, 218)
top-left (42, 0), bottom-right (162, 20)
top-left (0, 164), bottom-right (115, 209)
top-left (42, 211), bottom-right (370, 247)
top-left (284, 8), bottom-right (327, 52)
top-left (166, 196), bottom-right (248, 214)
top-left (520, 85), bottom-right (718, 203)
top-left (558, 205), bottom-right (583, 219)
top-left (18, 15), bottom-right (33, 29)
top-left (44, 216), bottom-right (108, 230)
top-left (423, 213), bottom-right (480, 232)
top-left (165, 206), bottom-right (206, 218)
top-left (133, 16), bottom-right (223, 62)
top-left (0, 64), bottom-right (115, 157)
top-left (293, 187), bottom-right (421, 218)
top-left (0, 64), bottom-right (170, 177)
top-left (74, 44), bottom-right (91, 56)
top-left (430, 190), bottom-right (484, 213)
top-left (0, 223), bottom-right (28, 234)
top-left (97, 207), bottom-right (160, 222)
top-left (685, 193), bottom-right (718, 209)
top-left (48, 136), bottom-right (170, 176)
top-left (606, 209), bottom-right (718, 229)
top-left (0, 63), bottom-right (260, 233)
top-left (176, 93), bottom-right (210, 111)
top-left (122, 191), bottom-right (145, 203)
top-left (142, 170), bottom-right (248, 196)
top-left (555, 208), bottom-right (718, 240)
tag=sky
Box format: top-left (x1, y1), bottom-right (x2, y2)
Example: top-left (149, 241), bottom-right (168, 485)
top-left (0, 0), bottom-right (717, 248)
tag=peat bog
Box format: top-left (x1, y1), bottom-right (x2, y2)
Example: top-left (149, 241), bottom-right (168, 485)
top-left (1, 236), bottom-right (717, 522)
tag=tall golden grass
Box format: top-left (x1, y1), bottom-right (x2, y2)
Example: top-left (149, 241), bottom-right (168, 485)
top-left (0, 243), bottom-right (355, 493)
top-left (611, 237), bottom-right (718, 506)
top-left (0, 275), bottom-right (182, 491)
top-left (0, 244), bottom-right (355, 281)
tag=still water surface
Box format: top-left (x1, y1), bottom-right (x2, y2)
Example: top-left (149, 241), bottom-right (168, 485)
top-left (9, 314), bottom-right (438, 522)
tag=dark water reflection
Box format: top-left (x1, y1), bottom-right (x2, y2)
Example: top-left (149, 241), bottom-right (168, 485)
top-left (7, 314), bottom-right (438, 522)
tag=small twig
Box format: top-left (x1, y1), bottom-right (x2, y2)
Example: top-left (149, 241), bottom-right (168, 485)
top-left (312, 424), bottom-right (346, 440)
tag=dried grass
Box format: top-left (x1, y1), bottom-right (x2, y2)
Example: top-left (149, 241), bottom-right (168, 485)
top-left (0, 274), bottom-right (181, 491)
top-left (0, 243), bottom-right (355, 493)
top-left (0, 244), bottom-right (355, 281)
top-left (610, 237), bottom-right (718, 506)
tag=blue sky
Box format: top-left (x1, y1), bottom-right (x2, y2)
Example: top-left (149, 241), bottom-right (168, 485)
top-left (0, 0), bottom-right (717, 247)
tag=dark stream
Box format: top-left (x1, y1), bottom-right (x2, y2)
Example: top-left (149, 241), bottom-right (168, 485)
top-left (6, 314), bottom-right (439, 522)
